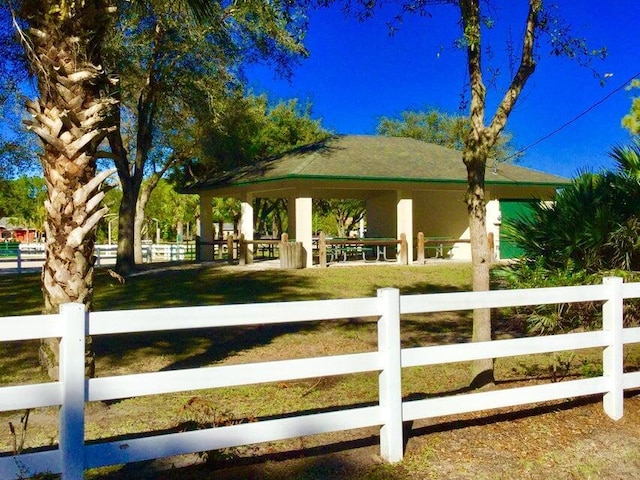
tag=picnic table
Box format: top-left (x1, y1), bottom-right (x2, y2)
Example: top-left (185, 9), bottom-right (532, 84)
top-left (420, 235), bottom-right (471, 260)
top-left (316, 236), bottom-right (406, 266)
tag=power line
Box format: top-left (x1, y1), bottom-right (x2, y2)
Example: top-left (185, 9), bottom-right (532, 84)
top-left (506, 71), bottom-right (640, 162)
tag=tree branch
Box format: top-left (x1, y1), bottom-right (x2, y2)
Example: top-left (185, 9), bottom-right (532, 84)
top-left (487, 0), bottom-right (540, 143)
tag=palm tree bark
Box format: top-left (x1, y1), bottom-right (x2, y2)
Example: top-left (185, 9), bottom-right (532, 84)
top-left (15, 0), bottom-right (117, 379)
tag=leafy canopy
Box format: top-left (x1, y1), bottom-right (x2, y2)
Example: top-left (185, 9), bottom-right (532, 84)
top-left (376, 107), bottom-right (520, 162)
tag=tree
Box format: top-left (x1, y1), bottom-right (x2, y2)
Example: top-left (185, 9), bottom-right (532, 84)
top-left (499, 141), bottom-right (640, 334)
top-left (106, 1), bottom-right (309, 276)
top-left (314, 198), bottom-right (365, 237)
top-left (6, 0), bottom-right (222, 379)
top-left (143, 178), bottom-right (199, 241)
top-left (353, 0), bottom-right (605, 387)
top-left (7, 1), bottom-right (121, 378)
top-left (175, 94), bottom-right (330, 237)
top-left (622, 79), bottom-right (640, 136)
top-left (0, 176), bottom-right (46, 229)
top-left (0, 5), bottom-right (39, 178)
top-left (377, 107), bottom-right (519, 162)
top-left (178, 95), bottom-right (329, 182)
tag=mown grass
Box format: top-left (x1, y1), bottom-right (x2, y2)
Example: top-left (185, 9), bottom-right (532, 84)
top-left (1, 261), bottom-right (639, 479)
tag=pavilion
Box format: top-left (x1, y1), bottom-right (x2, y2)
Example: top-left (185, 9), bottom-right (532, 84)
top-left (182, 135), bottom-right (569, 265)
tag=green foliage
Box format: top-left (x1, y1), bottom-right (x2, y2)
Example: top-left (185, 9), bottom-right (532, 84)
top-left (622, 79), bottom-right (640, 135)
top-left (377, 109), bottom-right (468, 150)
top-left (176, 94), bottom-right (330, 185)
top-left (143, 179), bottom-right (199, 241)
top-left (376, 107), bottom-right (519, 162)
top-left (494, 260), bottom-right (603, 335)
top-left (314, 198), bottom-right (366, 237)
top-left (496, 143), bottom-right (640, 335)
top-left (0, 176), bottom-right (46, 228)
top-left (502, 142), bottom-right (640, 274)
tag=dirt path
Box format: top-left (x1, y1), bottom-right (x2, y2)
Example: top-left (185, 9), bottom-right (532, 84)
top-left (89, 392), bottom-right (640, 479)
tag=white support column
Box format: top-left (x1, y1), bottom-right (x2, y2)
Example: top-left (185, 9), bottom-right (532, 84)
top-left (397, 193), bottom-right (413, 263)
top-left (295, 196), bottom-right (313, 268)
top-left (199, 192), bottom-right (214, 261)
top-left (240, 194), bottom-right (254, 263)
top-left (377, 288), bottom-right (404, 462)
top-left (603, 276), bottom-right (624, 420)
top-left (59, 302), bottom-right (87, 480)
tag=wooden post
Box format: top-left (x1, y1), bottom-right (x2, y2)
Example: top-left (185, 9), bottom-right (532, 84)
top-left (488, 232), bottom-right (495, 261)
top-left (417, 232), bottom-right (425, 265)
top-left (399, 233), bottom-right (408, 265)
top-left (318, 231), bottom-right (327, 268)
top-left (239, 234), bottom-right (247, 265)
top-left (226, 235), bottom-right (234, 264)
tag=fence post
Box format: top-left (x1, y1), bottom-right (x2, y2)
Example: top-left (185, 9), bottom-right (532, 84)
top-left (416, 232), bottom-right (425, 264)
top-left (227, 235), bottom-right (235, 264)
top-left (95, 248), bottom-right (101, 267)
top-left (59, 303), bottom-right (87, 479)
top-left (602, 276), bottom-right (624, 420)
top-left (17, 249), bottom-right (22, 274)
top-left (399, 233), bottom-right (408, 265)
top-left (239, 234), bottom-right (247, 265)
top-left (318, 231), bottom-right (327, 268)
top-left (377, 288), bottom-right (404, 462)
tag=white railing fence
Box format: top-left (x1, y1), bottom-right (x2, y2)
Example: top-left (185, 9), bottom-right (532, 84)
top-left (1, 277), bottom-right (640, 479)
top-left (0, 243), bottom-right (195, 273)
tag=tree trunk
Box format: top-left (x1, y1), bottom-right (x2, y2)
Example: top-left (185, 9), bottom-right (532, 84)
top-left (453, 0), bottom-right (540, 389)
top-left (134, 184), bottom-right (154, 262)
top-left (115, 183), bottom-right (137, 276)
top-left (465, 153), bottom-right (495, 389)
top-left (20, 2), bottom-right (117, 379)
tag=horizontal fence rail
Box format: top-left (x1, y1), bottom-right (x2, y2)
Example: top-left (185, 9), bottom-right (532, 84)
top-left (1, 278), bottom-right (640, 479)
top-left (0, 243), bottom-right (196, 274)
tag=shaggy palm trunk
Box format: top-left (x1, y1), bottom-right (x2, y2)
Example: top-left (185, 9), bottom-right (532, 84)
top-left (20, 1), bottom-right (116, 379)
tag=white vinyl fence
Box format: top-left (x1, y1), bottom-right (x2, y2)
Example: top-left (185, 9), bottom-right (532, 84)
top-left (0, 243), bottom-right (195, 273)
top-left (2, 277), bottom-right (640, 479)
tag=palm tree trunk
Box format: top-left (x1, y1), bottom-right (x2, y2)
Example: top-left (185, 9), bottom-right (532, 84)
top-left (18, 1), bottom-right (117, 379)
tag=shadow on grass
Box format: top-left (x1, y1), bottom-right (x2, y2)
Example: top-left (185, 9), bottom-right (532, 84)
top-left (92, 264), bottom-right (336, 374)
top-left (0, 271), bottom-right (43, 315)
top-left (92, 263), bottom-right (477, 374)
top-left (87, 390), bottom-right (640, 480)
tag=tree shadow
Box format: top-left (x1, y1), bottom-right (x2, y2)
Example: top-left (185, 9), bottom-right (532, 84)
top-left (92, 265), bottom-right (339, 375)
top-left (85, 389), bottom-right (640, 480)
top-left (0, 271), bottom-right (43, 315)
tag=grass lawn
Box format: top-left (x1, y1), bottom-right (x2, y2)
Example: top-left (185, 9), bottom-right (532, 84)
top-left (1, 261), bottom-right (640, 479)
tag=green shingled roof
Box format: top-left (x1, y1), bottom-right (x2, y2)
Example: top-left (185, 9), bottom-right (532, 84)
top-left (183, 135), bottom-right (569, 192)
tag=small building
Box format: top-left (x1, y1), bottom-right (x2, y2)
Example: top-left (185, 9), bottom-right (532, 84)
top-left (0, 217), bottom-right (39, 243)
top-left (182, 135), bottom-right (569, 265)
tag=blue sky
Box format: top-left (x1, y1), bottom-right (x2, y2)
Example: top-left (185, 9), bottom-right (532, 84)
top-left (246, 2), bottom-right (640, 178)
